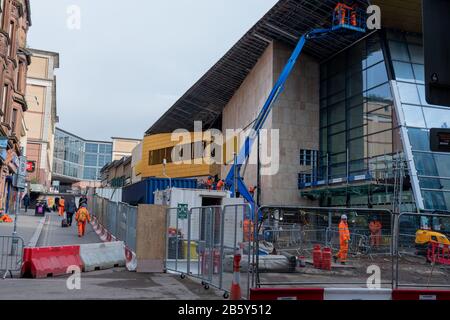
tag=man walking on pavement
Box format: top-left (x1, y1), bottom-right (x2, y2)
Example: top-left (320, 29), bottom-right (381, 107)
top-left (75, 202), bottom-right (91, 237)
top-left (66, 198), bottom-right (77, 227)
top-left (23, 193), bottom-right (30, 213)
top-left (334, 214), bottom-right (351, 265)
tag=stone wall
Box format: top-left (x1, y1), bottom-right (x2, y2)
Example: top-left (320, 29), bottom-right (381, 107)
top-left (221, 40), bottom-right (320, 206)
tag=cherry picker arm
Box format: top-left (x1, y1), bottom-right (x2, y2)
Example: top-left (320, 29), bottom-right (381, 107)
top-left (225, 5), bottom-right (366, 217)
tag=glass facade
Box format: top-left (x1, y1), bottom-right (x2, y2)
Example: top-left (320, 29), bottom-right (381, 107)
top-left (319, 34), bottom-right (400, 182)
top-left (53, 128), bottom-right (112, 181)
top-left (311, 31), bottom-right (449, 211)
top-left (387, 32), bottom-right (450, 211)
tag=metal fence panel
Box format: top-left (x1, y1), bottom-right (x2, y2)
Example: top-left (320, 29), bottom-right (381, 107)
top-left (395, 212), bottom-right (450, 289)
top-left (0, 236), bottom-right (24, 278)
top-left (92, 195), bottom-right (137, 253)
top-left (116, 203), bottom-right (128, 242)
top-left (254, 206), bottom-right (394, 288)
top-left (221, 204), bottom-right (252, 299)
top-left (163, 204), bottom-right (252, 299)
top-left (126, 206), bottom-right (137, 252)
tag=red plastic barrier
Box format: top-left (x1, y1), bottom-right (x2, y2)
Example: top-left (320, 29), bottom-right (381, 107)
top-left (250, 288), bottom-right (324, 300)
top-left (393, 289), bottom-right (450, 300)
top-left (427, 242), bottom-right (450, 265)
top-left (21, 246), bottom-right (83, 279)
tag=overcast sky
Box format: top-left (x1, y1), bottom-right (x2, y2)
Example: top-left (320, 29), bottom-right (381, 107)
top-left (27, 0), bottom-right (278, 141)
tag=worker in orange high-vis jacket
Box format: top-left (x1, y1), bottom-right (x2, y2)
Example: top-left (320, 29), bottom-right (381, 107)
top-left (58, 197), bottom-right (65, 217)
top-left (75, 203), bottom-right (91, 237)
top-left (334, 214), bottom-right (350, 265)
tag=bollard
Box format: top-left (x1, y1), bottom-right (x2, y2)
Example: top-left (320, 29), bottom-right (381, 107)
top-left (230, 248), bottom-right (242, 300)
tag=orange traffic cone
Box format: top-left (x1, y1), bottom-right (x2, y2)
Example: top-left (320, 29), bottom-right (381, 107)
top-left (230, 249), bottom-right (242, 300)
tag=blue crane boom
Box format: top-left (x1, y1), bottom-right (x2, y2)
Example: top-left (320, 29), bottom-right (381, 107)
top-left (225, 4), bottom-right (367, 216)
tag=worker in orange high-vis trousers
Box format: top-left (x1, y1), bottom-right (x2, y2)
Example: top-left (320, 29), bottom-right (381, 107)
top-left (58, 197), bottom-right (65, 217)
top-left (334, 215), bottom-right (350, 265)
top-left (75, 203), bottom-right (91, 237)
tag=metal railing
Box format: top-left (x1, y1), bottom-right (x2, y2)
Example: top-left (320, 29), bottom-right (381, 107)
top-left (253, 206), bottom-right (394, 288)
top-left (0, 235), bottom-right (24, 279)
top-left (164, 204), bottom-right (253, 299)
top-left (394, 212), bottom-right (450, 289)
top-left (91, 195), bottom-right (137, 252)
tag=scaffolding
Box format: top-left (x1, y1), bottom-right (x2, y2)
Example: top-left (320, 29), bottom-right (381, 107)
top-left (299, 152), bottom-right (415, 210)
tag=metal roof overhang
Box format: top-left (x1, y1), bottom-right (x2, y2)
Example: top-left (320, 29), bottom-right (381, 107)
top-left (146, 0), bottom-right (421, 135)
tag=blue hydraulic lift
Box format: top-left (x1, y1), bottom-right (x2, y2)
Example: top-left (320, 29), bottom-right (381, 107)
top-left (225, 3), bottom-right (367, 217)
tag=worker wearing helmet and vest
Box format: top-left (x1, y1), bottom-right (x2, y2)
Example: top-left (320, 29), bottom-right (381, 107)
top-left (216, 179), bottom-right (225, 191)
top-left (75, 203), bottom-right (91, 237)
top-left (334, 214), bottom-right (350, 265)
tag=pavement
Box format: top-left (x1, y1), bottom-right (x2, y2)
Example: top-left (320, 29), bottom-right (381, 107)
top-left (0, 268), bottom-right (224, 300)
top-left (37, 211), bottom-right (102, 247)
top-left (0, 210), bottom-right (226, 300)
top-left (0, 209), bottom-right (45, 247)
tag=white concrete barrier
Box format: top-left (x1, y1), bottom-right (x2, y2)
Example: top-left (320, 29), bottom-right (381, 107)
top-left (324, 288), bottom-right (393, 300)
top-left (80, 241), bottom-right (126, 272)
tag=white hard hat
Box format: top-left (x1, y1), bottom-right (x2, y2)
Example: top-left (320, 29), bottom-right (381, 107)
top-left (341, 214), bottom-right (348, 220)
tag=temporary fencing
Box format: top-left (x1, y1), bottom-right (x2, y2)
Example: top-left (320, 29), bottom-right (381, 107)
top-left (92, 195), bottom-right (137, 252)
top-left (0, 235), bottom-right (24, 278)
top-left (394, 212), bottom-right (450, 289)
top-left (164, 204), bottom-right (252, 299)
top-left (254, 206), bottom-right (394, 289)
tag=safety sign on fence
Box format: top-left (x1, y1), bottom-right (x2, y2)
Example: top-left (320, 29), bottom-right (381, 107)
top-left (177, 204), bottom-right (188, 220)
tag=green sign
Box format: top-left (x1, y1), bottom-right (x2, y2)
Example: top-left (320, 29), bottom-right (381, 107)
top-left (177, 203), bottom-right (188, 220)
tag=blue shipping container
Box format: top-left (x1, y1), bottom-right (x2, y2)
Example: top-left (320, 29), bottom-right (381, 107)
top-left (122, 178), bottom-right (198, 205)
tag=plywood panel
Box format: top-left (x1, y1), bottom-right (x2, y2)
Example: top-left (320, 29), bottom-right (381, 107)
top-left (136, 204), bottom-right (167, 273)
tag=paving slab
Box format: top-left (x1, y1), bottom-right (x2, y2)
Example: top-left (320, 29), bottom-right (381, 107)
top-left (0, 268), bottom-right (224, 300)
top-left (37, 212), bottom-right (102, 247)
top-left (0, 210), bottom-right (45, 246)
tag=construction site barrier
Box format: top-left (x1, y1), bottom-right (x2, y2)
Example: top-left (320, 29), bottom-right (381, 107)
top-left (0, 235), bottom-right (24, 278)
top-left (250, 287), bottom-right (450, 300)
top-left (250, 288), bottom-right (325, 300)
top-left (395, 212), bottom-right (450, 289)
top-left (91, 196), bottom-right (137, 252)
top-left (254, 206), bottom-right (394, 289)
top-left (80, 241), bottom-right (126, 272)
top-left (165, 204), bottom-right (253, 300)
top-left (392, 289), bottom-right (450, 300)
top-left (323, 288), bottom-right (393, 300)
top-left (125, 246), bottom-right (137, 271)
top-left (21, 246), bottom-right (83, 279)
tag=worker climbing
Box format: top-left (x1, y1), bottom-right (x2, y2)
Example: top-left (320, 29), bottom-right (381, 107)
top-left (75, 202), bottom-right (91, 237)
top-left (334, 214), bottom-right (351, 265)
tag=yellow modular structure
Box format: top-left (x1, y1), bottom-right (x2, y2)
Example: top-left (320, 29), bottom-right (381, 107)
top-left (136, 133), bottom-right (221, 179)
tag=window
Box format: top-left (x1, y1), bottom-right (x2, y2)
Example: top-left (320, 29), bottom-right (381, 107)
top-left (299, 173), bottom-right (312, 186)
top-left (423, 107), bottom-right (450, 129)
top-left (397, 82), bottom-right (420, 105)
top-left (85, 143), bottom-right (98, 153)
top-left (403, 104), bottom-right (426, 128)
top-left (10, 108), bottom-right (17, 134)
top-left (83, 167), bottom-right (98, 180)
top-left (84, 154), bottom-right (98, 167)
top-left (8, 20), bottom-right (15, 57)
top-left (1, 85), bottom-right (8, 120)
top-left (99, 144), bottom-right (106, 154)
top-left (300, 149), bottom-right (317, 166)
